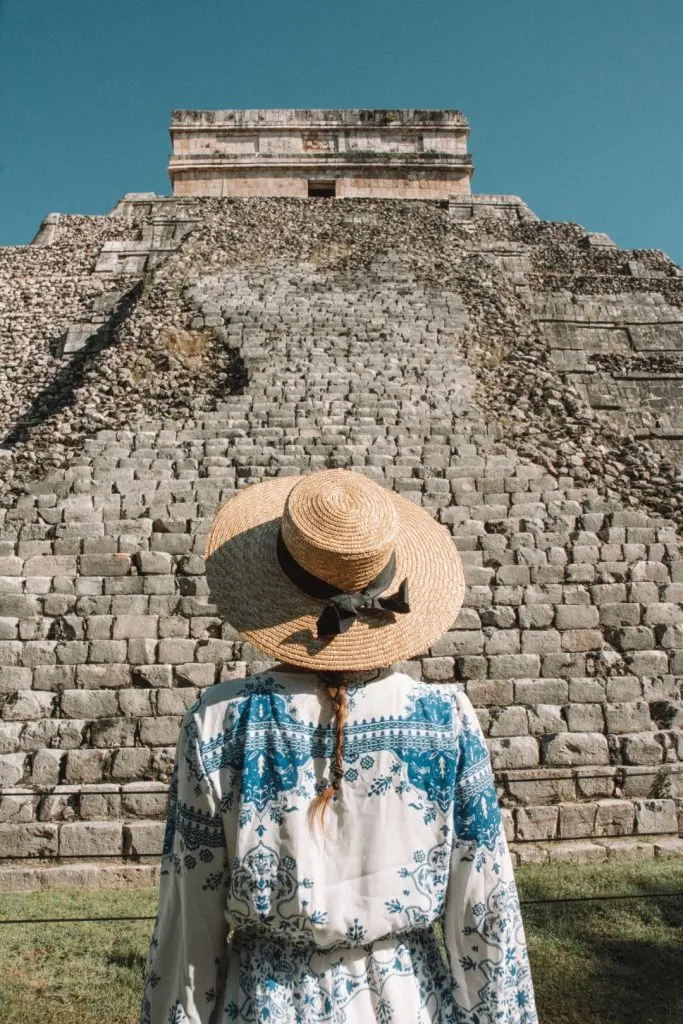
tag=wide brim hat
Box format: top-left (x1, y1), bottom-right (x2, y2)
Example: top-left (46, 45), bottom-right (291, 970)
top-left (204, 469), bottom-right (465, 671)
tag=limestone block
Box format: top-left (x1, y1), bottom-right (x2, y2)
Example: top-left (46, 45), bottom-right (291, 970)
top-left (79, 554), bottom-right (132, 576)
top-left (542, 732), bottom-right (609, 767)
top-left (604, 702), bottom-right (653, 734)
top-left (487, 736), bottom-right (539, 770)
top-left (174, 663), bottom-right (216, 688)
top-left (568, 679), bottom-right (605, 702)
top-left (431, 631), bottom-right (484, 656)
top-left (605, 677), bottom-right (642, 701)
top-left (521, 630), bottom-right (562, 654)
top-left (488, 706), bottom-right (528, 737)
top-left (122, 789), bottom-right (169, 819)
top-left (0, 794), bottom-right (34, 823)
top-left (150, 533), bottom-right (193, 555)
top-left (604, 840), bottom-right (654, 860)
top-left (628, 650), bottom-right (669, 675)
top-left (0, 558), bottom-right (23, 576)
top-left (113, 616), bottom-right (159, 640)
top-left (653, 838), bottom-right (683, 859)
top-left (88, 640), bottom-right (128, 663)
top-left (157, 638), bottom-right (197, 663)
top-left (119, 691), bottom-right (154, 717)
top-left (61, 690), bottom-right (118, 719)
top-left (0, 666), bottom-right (32, 693)
top-left (548, 842), bottom-right (607, 864)
top-left (565, 703), bottom-right (605, 733)
top-left (0, 596), bottom-right (40, 618)
top-left (488, 654), bottom-right (540, 678)
top-left (30, 749), bottom-right (64, 787)
top-left (558, 802), bottom-right (598, 838)
top-left (0, 752), bottom-right (27, 786)
top-left (0, 618), bottom-right (18, 640)
top-left (527, 704), bottom-right (566, 735)
top-left (634, 799), bottom-right (678, 834)
top-left (0, 823), bottom-right (58, 858)
top-left (484, 629), bottom-right (520, 655)
top-left (80, 790), bottom-right (122, 821)
top-left (561, 629), bottom-right (603, 652)
top-left (657, 625), bottom-right (683, 649)
top-left (0, 642), bottom-right (22, 666)
top-left (555, 606), bottom-right (599, 629)
top-left (54, 641), bottom-right (88, 665)
top-left (64, 749), bottom-right (109, 784)
top-left (606, 626), bottom-right (656, 652)
top-left (123, 821), bottom-right (166, 857)
top-left (196, 639), bottom-right (245, 663)
top-left (515, 678), bottom-right (569, 704)
top-left (465, 680), bottom-right (513, 706)
top-left (515, 805), bottom-right (558, 841)
top-left (89, 718), bottom-right (137, 748)
top-left (629, 561), bottom-right (670, 583)
top-left (600, 604), bottom-right (641, 627)
top-left (110, 748), bottom-right (153, 781)
top-left (23, 556), bottom-right (77, 577)
top-left (417, 650), bottom-right (458, 681)
top-left (507, 775), bottom-right (575, 804)
top-left (126, 639), bottom-right (157, 665)
top-left (75, 665), bottom-right (131, 689)
top-left (595, 799), bottom-right (636, 836)
top-left (59, 821), bottom-right (123, 857)
top-left (620, 733), bottom-right (664, 766)
top-left (135, 551), bottom-right (174, 575)
top-left (518, 605), bottom-right (554, 629)
top-left (2, 691), bottom-right (56, 721)
top-left (156, 689), bottom-right (199, 715)
top-left (21, 640), bottom-right (59, 666)
top-left (644, 603), bottom-right (683, 626)
top-left (138, 716), bottom-right (182, 746)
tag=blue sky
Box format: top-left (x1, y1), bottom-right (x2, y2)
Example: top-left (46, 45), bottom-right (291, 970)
top-left (1, 0), bottom-right (682, 263)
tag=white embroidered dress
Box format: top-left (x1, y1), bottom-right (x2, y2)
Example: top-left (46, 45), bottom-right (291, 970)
top-left (140, 670), bottom-right (537, 1023)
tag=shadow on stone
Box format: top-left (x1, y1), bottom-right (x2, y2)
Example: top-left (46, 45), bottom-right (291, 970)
top-left (0, 280), bottom-right (144, 449)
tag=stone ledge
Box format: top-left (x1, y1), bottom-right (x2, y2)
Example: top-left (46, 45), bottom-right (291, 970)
top-left (0, 862), bottom-right (160, 892)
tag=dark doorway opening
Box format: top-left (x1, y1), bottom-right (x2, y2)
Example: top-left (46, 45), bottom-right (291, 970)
top-left (308, 181), bottom-right (336, 198)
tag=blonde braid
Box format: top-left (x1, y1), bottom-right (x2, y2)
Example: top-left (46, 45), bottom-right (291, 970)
top-left (308, 671), bottom-right (349, 836)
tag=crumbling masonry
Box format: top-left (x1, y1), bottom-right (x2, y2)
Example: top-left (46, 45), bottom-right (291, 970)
top-left (0, 110), bottom-right (682, 888)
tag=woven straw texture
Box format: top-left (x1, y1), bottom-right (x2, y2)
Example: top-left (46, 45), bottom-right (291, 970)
top-left (204, 470), bottom-right (466, 671)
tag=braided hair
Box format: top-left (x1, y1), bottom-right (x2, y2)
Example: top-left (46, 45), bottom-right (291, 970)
top-left (307, 670), bottom-right (350, 835)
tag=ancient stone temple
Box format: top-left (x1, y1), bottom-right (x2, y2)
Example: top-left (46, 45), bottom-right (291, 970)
top-left (0, 108), bottom-right (681, 888)
top-left (169, 108), bottom-right (472, 199)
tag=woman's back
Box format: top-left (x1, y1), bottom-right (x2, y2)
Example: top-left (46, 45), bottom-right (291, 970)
top-left (141, 668), bottom-right (537, 1023)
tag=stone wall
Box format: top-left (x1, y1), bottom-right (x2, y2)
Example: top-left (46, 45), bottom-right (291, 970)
top-left (0, 193), bottom-right (681, 886)
top-left (169, 108), bottom-right (473, 199)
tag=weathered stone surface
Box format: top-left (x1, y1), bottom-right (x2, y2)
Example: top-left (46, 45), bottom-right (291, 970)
top-left (59, 821), bottom-right (123, 857)
top-left (634, 799), bottom-right (678, 834)
top-left (0, 178), bottom-right (680, 873)
top-left (542, 733), bottom-right (610, 766)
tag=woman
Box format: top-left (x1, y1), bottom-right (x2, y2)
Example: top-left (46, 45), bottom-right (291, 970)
top-left (140, 469), bottom-right (537, 1023)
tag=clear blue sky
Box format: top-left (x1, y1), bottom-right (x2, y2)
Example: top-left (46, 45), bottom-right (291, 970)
top-left (1, 0), bottom-right (682, 263)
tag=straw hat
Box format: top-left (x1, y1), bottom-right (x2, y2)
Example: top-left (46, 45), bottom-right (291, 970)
top-left (204, 469), bottom-right (465, 671)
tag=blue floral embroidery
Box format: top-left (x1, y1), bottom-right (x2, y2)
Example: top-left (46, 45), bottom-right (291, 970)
top-left (229, 842), bottom-right (328, 937)
top-left (454, 713), bottom-right (502, 852)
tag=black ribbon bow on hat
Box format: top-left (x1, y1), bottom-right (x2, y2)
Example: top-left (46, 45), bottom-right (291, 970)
top-left (317, 576), bottom-right (410, 637)
top-left (276, 530), bottom-right (410, 639)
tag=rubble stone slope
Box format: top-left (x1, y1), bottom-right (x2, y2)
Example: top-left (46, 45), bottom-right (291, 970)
top-left (0, 193), bottom-right (681, 880)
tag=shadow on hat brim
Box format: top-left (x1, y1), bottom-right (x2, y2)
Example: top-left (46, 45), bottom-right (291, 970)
top-left (204, 491), bottom-right (466, 672)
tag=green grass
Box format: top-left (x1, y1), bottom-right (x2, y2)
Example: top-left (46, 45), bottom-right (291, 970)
top-left (0, 860), bottom-right (681, 1023)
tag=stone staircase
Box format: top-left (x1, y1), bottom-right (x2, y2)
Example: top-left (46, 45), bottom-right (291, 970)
top-left (0, 194), bottom-right (682, 887)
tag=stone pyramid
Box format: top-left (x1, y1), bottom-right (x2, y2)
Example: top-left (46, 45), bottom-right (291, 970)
top-left (0, 184), bottom-right (681, 888)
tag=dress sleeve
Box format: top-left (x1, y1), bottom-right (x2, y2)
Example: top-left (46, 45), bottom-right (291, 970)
top-left (140, 708), bottom-right (231, 1024)
top-left (441, 688), bottom-right (538, 1024)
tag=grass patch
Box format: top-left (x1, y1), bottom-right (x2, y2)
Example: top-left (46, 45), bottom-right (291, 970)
top-left (0, 860), bottom-right (681, 1023)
